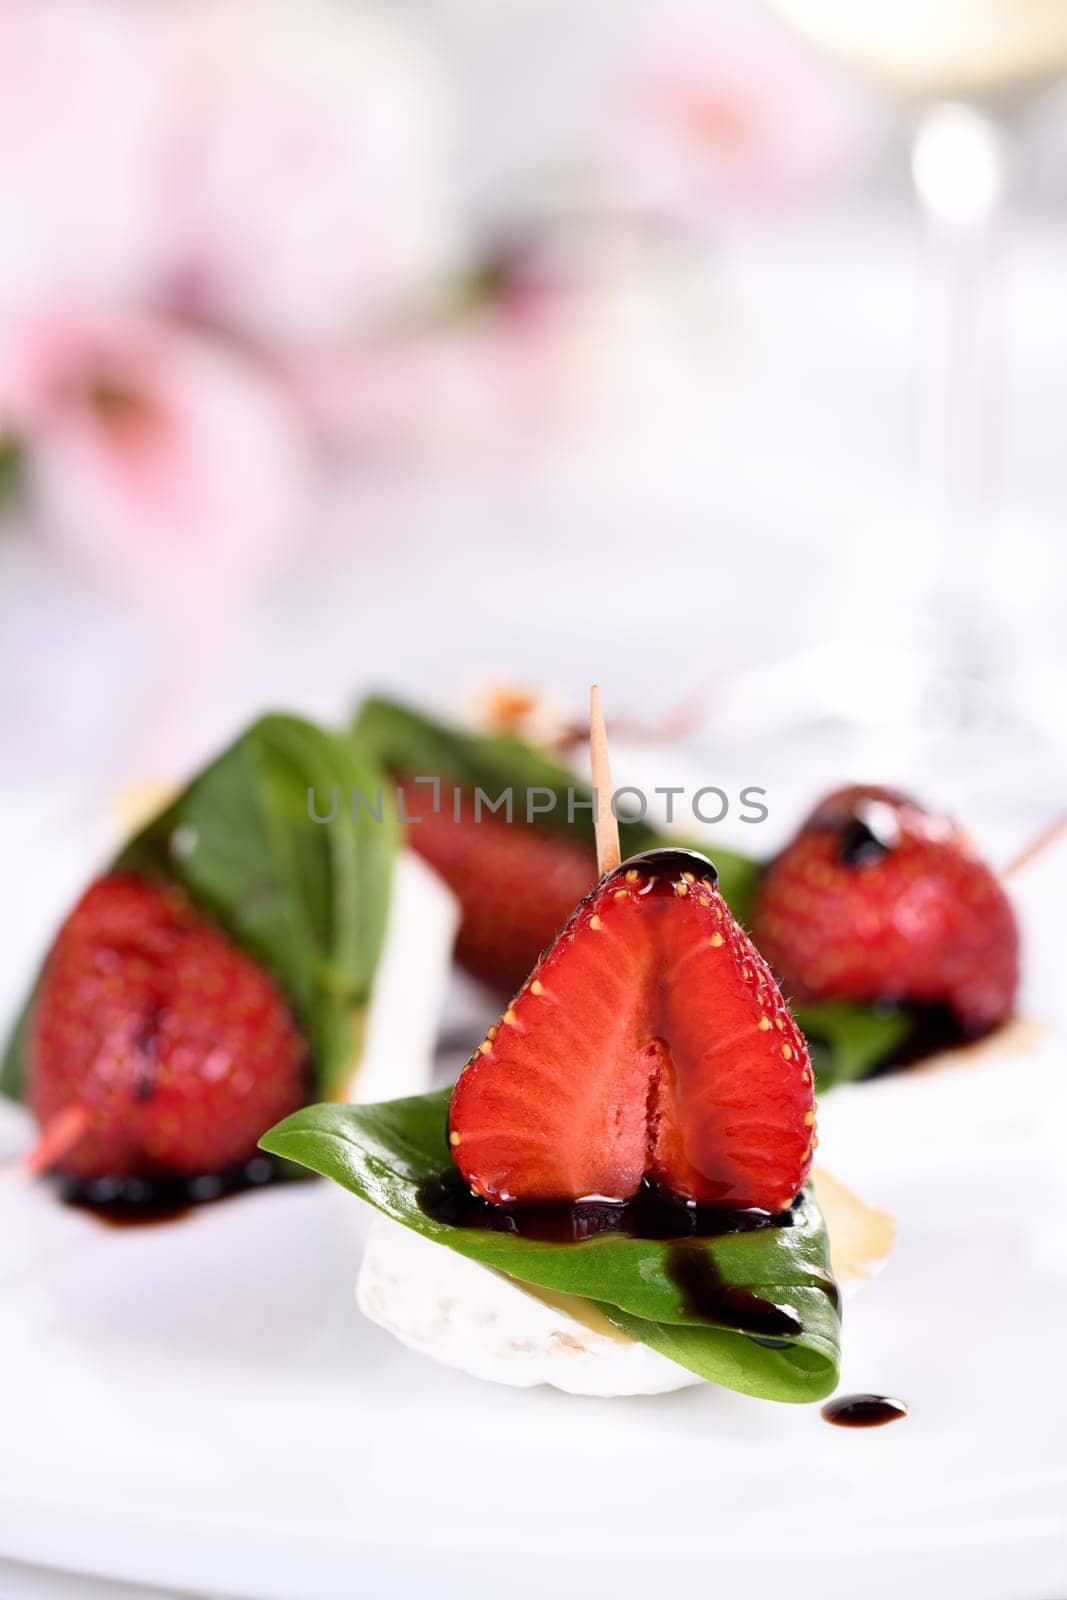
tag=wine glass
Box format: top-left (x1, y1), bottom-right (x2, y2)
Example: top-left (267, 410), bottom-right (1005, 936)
top-left (763, 1), bottom-right (1067, 743)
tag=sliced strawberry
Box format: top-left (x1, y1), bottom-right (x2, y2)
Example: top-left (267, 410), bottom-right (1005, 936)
top-left (28, 874), bottom-right (309, 1180)
top-left (397, 779), bottom-right (597, 992)
top-left (448, 849), bottom-right (814, 1212)
top-left (751, 786), bottom-right (1019, 1034)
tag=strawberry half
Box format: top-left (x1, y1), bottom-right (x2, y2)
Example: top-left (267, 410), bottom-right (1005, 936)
top-left (751, 786), bottom-right (1019, 1034)
top-left (397, 779), bottom-right (598, 993)
top-left (28, 874), bottom-right (309, 1180)
top-left (448, 849), bottom-right (814, 1213)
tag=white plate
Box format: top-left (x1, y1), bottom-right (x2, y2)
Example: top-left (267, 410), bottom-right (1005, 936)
top-left (0, 1025), bottom-right (1065, 1600)
top-left (0, 801), bottom-right (1065, 1599)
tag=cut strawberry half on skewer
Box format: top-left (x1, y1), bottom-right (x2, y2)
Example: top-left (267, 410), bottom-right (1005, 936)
top-left (751, 786), bottom-right (1020, 1035)
top-left (27, 873), bottom-right (309, 1182)
top-left (449, 848), bottom-right (814, 1214)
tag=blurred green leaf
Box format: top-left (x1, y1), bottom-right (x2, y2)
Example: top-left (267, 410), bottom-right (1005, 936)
top-left (794, 1001), bottom-right (913, 1093)
top-left (0, 437), bottom-right (23, 509)
top-left (352, 694), bottom-right (761, 920)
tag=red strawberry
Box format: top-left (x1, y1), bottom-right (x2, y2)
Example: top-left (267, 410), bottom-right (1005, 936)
top-left (28, 874), bottom-right (309, 1180)
top-left (397, 780), bottom-right (598, 993)
top-left (751, 786), bottom-right (1019, 1034)
top-left (448, 849), bottom-right (814, 1213)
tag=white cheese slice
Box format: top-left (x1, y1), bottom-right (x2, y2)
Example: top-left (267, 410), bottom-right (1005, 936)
top-left (357, 1167), bottom-right (894, 1396)
top-left (340, 850), bottom-right (459, 1103)
top-left (358, 1215), bottom-right (699, 1395)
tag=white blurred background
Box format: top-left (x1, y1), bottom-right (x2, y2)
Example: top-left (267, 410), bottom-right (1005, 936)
top-left (1, 0), bottom-right (1065, 844)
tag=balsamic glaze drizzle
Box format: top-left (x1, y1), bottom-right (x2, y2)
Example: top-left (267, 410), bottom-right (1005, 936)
top-left (664, 1244), bottom-right (803, 1339)
top-left (876, 1003), bottom-right (991, 1073)
top-left (834, 817), bottom-right (892, 868)
top-left (417, 1171), bottom-right (796, 1243)
top-left (615, 847), bottom-right (720, 887)
top-left (59, 1154), bottom-right (282, 1226)
top-left (417, 1173), bottom-right (835, 1340)
top-left (821, 1394), bottom-right (908, 1428)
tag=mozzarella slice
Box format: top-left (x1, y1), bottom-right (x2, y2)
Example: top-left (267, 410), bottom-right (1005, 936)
top-left (358, 1216), bottom-right (699, 1395)
top-left (341, 850), bottom-right (459, 1103)
top-left (357, 1168), bottom-right (894, 1396)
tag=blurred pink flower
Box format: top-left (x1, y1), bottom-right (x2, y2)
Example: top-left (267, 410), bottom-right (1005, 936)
top-left (284, 254), bottom-right (571, 454)
top-left (150, 0), bottom-right (460, 348)
top-left (612, 0), bottom-right (884, 224)
top-left (0, 308), bottom-right (311, 584)
top-left (0, 0), bottom-right (166, 316)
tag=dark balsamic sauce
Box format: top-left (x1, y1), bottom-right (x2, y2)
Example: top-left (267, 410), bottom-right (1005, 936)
top-left (810, 792), bottom-right (906, 868)
top-left (871, 1002), bottom-right (989, 1074)
top-left (522, 846), bottom-right (720, 962)
top-left (821, 1394), bottom-right (908, 1428)
top-left (616, 847), bottom-right (719, 889)
top-left (417, 1171), bottom-right (795, 1244)
top-left (417, 1174), bottom-right (831, 1339)
top-left (664, 1244), bottom-right (802, 1339)
top-left (834, 817), bottom-right (892, 868)
top-left (59, 1154), bottom-right (282, 1227)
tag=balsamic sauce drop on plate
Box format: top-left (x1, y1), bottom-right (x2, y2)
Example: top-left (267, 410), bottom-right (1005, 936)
top-left (821, 1394), bottom-right (909, 1428)
top-left (59, 1154), bottom-right (282, 1227)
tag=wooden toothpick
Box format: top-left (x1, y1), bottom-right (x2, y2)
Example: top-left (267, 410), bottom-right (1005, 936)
top-left (590, 685), bottom-right (621, 876)
top-left (3, 1102), bottom-right (91, 1182)
top-left (1002, 812), bottom-right (1067, 880)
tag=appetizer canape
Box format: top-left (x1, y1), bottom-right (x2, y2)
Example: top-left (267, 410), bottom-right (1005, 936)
top-left (2, 714), bottom-right (456, 1213)
top-left (355, 1162), bottom-right (891, 1396)
top-left (265, 694), bottom-right (892, 1401)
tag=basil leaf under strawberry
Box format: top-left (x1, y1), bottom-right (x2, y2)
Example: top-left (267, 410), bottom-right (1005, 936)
top-left (263, 1092), bottom-right (839, 1402)
top-left (1, 714), bottom-right (397, 1193)
top-left (263, 847), bottom-right (841, 1403)
top-left (354, 699), bottom-right (1020, 1086)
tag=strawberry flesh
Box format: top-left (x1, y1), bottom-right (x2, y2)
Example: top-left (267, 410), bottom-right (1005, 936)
top-left (449, 849), bottom-right (814, 1213)
top-left (28, 874), bottom-right (309, 1180)
top-left (752, 786), bottom-right (1019, 1034)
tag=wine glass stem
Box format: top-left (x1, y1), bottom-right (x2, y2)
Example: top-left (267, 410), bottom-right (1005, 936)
top-left (911, 102), bottom-right (1009, 722)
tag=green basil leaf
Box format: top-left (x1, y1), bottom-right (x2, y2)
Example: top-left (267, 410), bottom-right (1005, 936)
top-left (351, 695), bottom-right (761, 925)
top-left (599, 1304), bottom-right (840, 1400)
top-left (0, 435), bottom-right (23, 506)
top-left (261, 1091), bottom-right (840, 1402)
top-left (0, 1006), bottom-right (31, 1102)
top-left (794, 1002), bottom-right (913, 1093)
top-left (1, 714), bottom-right (397, 1103)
